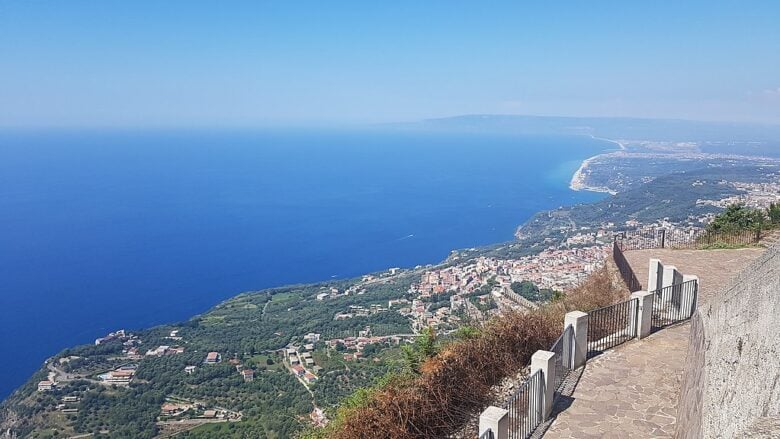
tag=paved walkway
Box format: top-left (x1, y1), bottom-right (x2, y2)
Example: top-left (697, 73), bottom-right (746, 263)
top-left (625, 247), bottom-right (766, 301)
top-left (542, 247), bottom-right (765, 438)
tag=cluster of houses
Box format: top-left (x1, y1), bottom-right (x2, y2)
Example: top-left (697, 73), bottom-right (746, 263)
top-left (56, 395), bottom-right (80, 414)
top-left (324, 331), bottom-right (408, 361)
top-left (404, 244), bottom-right (611, 328)
top-left (333, 303), bottom-right (388, 320)
top-left (413, 247), bottom-right (607, 299)
top-left (94, 329), bottom-right (129, 345)
top-left (94, 329), bottom-right (148, 361)
top-left (286, 343), bottom-right (320, 384)
top-left (160, 400), bottom-right (240, 420)
top-left (186, 352), bottom-right (254, 383)
top-left (316, 286), bottom-right (349, 301)
top-left (145, 345), bottom-right (185, 357)
top-left (227, 358), bottom-right (256, 382)
top-left (316, 268), bottom-right (405, 302)
top-left (98, 365), bottom-right (137, 386)
top-left (697, 179), bottom-right (780, 210)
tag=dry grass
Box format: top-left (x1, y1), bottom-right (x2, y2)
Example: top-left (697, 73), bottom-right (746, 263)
top-left (324, 265), bottom-right (627, 439)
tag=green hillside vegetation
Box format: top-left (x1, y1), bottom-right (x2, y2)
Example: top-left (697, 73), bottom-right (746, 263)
top-left (305, 266), bottom-right (627, 439)
top-left (519, 166), bottom-right (777, 239)
top-left (3, 166), bottom-right (778, 438)
top-left (510, 280), bottom-right (562, 302)
top-left (0, 273), bottom-right (418, 438)
top-left (706, 203), bottom-right (779, 233)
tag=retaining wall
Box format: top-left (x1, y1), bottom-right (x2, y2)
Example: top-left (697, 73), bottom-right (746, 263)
top-left (676, 244), bottom-right (780, 438)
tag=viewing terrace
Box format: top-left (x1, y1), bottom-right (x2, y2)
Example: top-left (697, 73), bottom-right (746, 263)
top-left (478, 227), bottom-right (778, 439)
top-left (541, 247), bottom-right (764, 438)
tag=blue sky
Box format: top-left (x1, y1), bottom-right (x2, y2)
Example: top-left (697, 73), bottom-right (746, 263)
top-left (1, 1), bottom-right (779, 127)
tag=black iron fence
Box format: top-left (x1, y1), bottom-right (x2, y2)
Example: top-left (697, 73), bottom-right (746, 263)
top-left (615, 227), bottom-right (761, 251)
top-left (550, 324), bottom-right (574, 403)
top-left (503, 369), bottom-right (543, 439)
top-left (479, 429), bottom-right (494, 439)
top-left (651, 279), bottom-right (698, 330)
top-left (587, 297), bottom-right (638, 357)
top-left (613, 240), bottom-right (642, 292)
top-left (689, 228), bottom-right (762, 248)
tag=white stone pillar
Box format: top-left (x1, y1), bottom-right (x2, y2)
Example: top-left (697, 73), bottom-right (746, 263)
top-left (531, 350), bottom-right (556, 421)
top-left (479, 406), bottom-right (509, 439)
top-left (660, 265), bottom-right (679, 302)
top-left (681, 274), bottom-right (699, 318)
top-left (564, 311), bottom-right (588, 369)
top-left (631, 291), bottom-right (654, 339)
top-left (647, 259), bottom-right (663, 292)
top-left (661, 265), bottom-right (680, 289)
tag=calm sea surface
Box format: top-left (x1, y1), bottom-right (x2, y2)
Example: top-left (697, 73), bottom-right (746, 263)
top-left (0, 129), bottom-right (609, 399)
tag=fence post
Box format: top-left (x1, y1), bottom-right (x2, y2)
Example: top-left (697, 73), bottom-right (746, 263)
top-left (564, 311), bottom-right (588, 369)
top-left (647, 259), bottom-right (663, 292)
top-left (659, 228), bottom-right (666, 248)
top-left (531, 350), bottom-right (556, 421)
top-left (479, 406), bottom-right (508, 439)
top-left (660, 265), bottom-right (680, 301)
top-left (630, 291), bottom-right (654, 339)
top-left (682, 274), bottom-right (699, 318)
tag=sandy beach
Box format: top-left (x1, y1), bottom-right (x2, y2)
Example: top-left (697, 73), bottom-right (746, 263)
top-left (569, 136), bottom-right (625, 194)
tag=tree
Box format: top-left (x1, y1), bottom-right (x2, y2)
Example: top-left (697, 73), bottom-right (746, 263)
top-left (401, 327), bottom-right (437, 374)
top-left (706, 204), bottom-right (766, 233)
top-left (511, 281), bottom-right (538, 299)
top-left (511, 280), bottom-right (558, 302)
top-left (768, 202), bottom-right (780, 225)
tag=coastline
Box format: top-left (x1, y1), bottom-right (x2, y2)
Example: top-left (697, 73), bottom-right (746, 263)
top-left (569, 135), bottom-right (624, 195)
top-left (0, 132), bottom-right (609, 402)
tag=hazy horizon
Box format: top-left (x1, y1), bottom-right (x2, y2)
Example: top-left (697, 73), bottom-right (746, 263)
top-left (1, 2), bottom-right (780, 128)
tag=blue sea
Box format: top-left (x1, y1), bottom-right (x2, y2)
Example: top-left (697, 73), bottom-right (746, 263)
top-left (0, 128), bottom-right (609, 399)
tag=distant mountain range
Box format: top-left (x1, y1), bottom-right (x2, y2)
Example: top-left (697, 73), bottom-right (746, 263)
top-left (391, 114), bottom-right (780, 148)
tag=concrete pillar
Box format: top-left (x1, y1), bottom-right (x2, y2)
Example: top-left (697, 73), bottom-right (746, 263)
top-left (647, 259), bottom-right (663, 292)
top-left (479, 406), bottom-right (509, 439)
top-left (564, 311), bottom-right (588, 369)
top-left (661, 265), bottom-right (680, 288)
top-left (531, 350), bottom-right (556, 421)
top-left (681, 274), bottom-right (699, 318)
top-left (631, 291), bottom-right (654, 339)
top-left (660, 265), bottom-right (680, 305)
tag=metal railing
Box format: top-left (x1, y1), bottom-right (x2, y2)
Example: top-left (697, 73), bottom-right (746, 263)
top-left (479, 428), bottom-right (494, 439)
top-left (613, 240), bottom-right (642, 292)
top-left (502, 369), bottom-right (543, 439)
top-left (651, 279), bottom-right (698, 330)
top-left (615, 227), bottom-right (761, 251)
top-left (587, 297), bottom-right (638, 357)
top-left (691, 228), bottom-right (762, 248)
top-left (550, 324), bottom-right (574, 402)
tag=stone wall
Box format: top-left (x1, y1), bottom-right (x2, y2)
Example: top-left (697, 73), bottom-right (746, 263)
top-left (676, 244), bottom-right (780, 438)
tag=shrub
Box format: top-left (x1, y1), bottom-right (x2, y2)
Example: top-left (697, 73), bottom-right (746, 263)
top-left (309, 265), bottom-right (625, 439)
top-left (706, 204), bottom-right (766, 234)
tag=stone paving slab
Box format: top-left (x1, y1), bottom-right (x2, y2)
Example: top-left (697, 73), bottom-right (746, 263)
top-left (624, 247), bottom-right (765, 302)
top-left (542, 248), bottom-right (766, 438)
top-left (543, 324), bottom-right (690, 439)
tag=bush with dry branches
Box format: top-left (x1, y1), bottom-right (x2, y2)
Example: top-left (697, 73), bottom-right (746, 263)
top-left (304, 264), bottom-right (627, 439)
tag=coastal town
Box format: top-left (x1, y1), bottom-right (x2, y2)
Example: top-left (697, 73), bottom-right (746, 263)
top-left (25, 172), bottom-right (779, 436)
top-left (10, 147), bottom-right (779, 437)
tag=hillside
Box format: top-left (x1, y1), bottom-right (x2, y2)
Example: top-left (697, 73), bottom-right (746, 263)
top-left (0, 274), bottom-right (419, 439)
top-left (2, 156), bottom-right (779, 439)
top-left (518, 165), bottom-right (779, 240)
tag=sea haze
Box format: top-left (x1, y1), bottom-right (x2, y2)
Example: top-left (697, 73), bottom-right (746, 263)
top-left (0, 128), bottom-right (609, 399)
